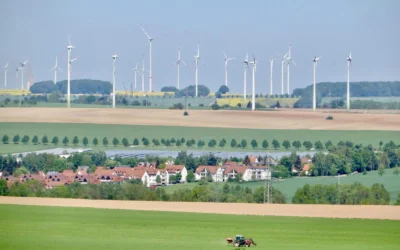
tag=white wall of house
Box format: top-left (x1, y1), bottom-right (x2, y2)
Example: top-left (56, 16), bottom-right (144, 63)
top-left (180, 167), bottom-right (188, 182)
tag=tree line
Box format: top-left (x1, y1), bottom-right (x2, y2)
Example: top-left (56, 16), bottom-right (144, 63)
top-left (292, 182), bottom-right (392, 205)
top-left (0, 178), bottom-right (286, 204)
top-left (30, 79), bottom-right (112, 94)
top-left (292, 81), bottom-right (400, 108)
top-left (2, 133), bottom-right (374, 151)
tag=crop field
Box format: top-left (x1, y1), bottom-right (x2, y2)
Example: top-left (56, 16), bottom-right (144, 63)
top-left (217, 97), bottom-right (299, 107)
top-left (0, 122), bottom-right (399, 154)
top-left (166, 170), bottom-right (400, 203)
top-left (0, 204), bottom-right (399, 250)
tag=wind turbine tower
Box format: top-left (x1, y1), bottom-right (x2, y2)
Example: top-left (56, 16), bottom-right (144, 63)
top-left (141, 60), bottom-right (145, 92)
top-left (173, 46), bottom-right (186, 89)
top-left (270, 58), bottom-right (275, 95)
top-left (249, 55), bottom-right (257, 111)
top-left (133, 64), bottom-right (139, 90)
top-left (312, 56), bottom-right (321, 112)
top-left (50, 56), bottom-right (62, 85)
top-left (2, 63), bottom-right (8, 88)
top-left (346, 53), bottom-right (352, 110)
top-left (286, 44), bottom-right (297, 95)
top-left (193, 42), bottom-right (204, 97)
top-left (223, 51), bottom-right (235, 86)
top-left (243, 53), bottom-right (249, 102)
top-left (19, 59), bottom-right (29, 91)
top-left (112, 53), bottom-right (118, 109)
top-left (140, 25), bottom-right (159, 93)
top-left (67, 36), bottom-right (76, 108)
top-left (280, 53), bottom-right (288, 94)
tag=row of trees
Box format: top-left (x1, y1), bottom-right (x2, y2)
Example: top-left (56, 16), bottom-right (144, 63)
top-left (30, 80), bottom-right (113, 94)
top-left (0, 179), bottom-right (286, 204)
top-left (292, 182), bottom-right (392, 205)
top-left (292, 81), bottom-right (400, 108)
top-left (2, 134), bottom-right (366, 151)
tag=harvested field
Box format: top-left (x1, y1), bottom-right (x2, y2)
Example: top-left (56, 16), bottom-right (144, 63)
top-left (1, 197), bottom-right (399, 220)
top-left (0, 107), bottom-right (399, 130)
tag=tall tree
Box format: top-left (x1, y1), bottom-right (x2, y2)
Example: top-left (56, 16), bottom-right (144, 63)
top-left (112, 137), bottom-right (119, 147)
top-left (72, 136), bottom-right (79, 146)
top-left (83, 137), bottom-right (89, 147)
top-left (240, 139), bottom-right (247, 148)
top-left (2, 135), bottom-right (9, 144)
top-left (21, 135), bottom-right (30, 144)
top-left (262, 140), bottom-right (269, 149)
top-left (41, 135), bottom-right (49, 145)
top-left (92, 137), bottom-right (98, 146)
top-left (51, 136), bottom-right (59, 146)
top-left (186, 170), bottom-right (195, 183)
top-left (32, 135), bottom-right (39, 145)
top-left (103, 137), bottom-right (109, 147)
top-left (251, 139), bottom-right (258, 149)
top-left (133, 138), bottom-right (139, 146)
top-left (230, 139), bottom-right (237, 148)
top-left (13, 134), bottom-right (20, 144)
top-left (122, 138), bottom-right (129, 147)
top-left (62, 136), bottom-right (69, 146)
top-left (283, 140), bottom-right (291, 150)
top-left (272, 139), bottom-right (280, 150)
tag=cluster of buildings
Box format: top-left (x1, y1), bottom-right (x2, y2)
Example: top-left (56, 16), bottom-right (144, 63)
top-left (0, 156), bottom-right (313, 189)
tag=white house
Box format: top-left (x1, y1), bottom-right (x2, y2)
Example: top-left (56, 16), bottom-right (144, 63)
top-left (195, 166), bottom-right (224, 182)
top-left (165, 165), bottom-right (187, 182)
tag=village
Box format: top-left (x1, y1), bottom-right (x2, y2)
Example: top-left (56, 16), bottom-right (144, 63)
top-left (0, 155), bottom-right (312, 189)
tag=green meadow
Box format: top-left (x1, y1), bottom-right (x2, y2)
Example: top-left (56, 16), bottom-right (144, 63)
top-left (0, 204), bottom-right (398, 250)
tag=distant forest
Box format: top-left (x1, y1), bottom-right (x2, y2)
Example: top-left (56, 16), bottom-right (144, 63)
top-left (30, 80), bottom-right (112, 94)
top-left (293, 81), bottom-right (400, 108)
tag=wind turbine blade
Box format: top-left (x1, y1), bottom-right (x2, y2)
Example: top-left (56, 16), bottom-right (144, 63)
top-left (181, 60), bottom-right (187, 66)
top-left (50, 66), bottom-right (56, 72)
top-left (139, 25), bottom-right (151, 40)
top-left (291, 59), bottom-right (298, 67)
top-left (58, 67), bottom-right (63, 72)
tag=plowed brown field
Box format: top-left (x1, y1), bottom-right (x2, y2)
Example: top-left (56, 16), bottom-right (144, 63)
top-left (1, 197), bottom-right (399, 220)
top-left (0, 108), bottom-right (399, 130)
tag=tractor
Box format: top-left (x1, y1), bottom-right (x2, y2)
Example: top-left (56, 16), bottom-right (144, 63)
top-left (226, 235), bottom-right (257, 248)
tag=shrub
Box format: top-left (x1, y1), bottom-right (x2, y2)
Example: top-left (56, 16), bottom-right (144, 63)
top-left (183, 111), bottom-right (189, 116)
top-left (326, 115), bottom-right (334, 120)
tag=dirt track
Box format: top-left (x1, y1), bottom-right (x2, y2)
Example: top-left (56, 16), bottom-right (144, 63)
top-left (0, 108), bottom-right (399, 130)
top-left (1, 197), bottom-right (399, 220)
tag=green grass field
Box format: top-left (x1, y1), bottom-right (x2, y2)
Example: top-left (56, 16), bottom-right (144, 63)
top-left (167, 170), bottom-right (400, 203)
top-left (1, 122), bottom-right (399, 154)
top-left (0, 205), bottom-right (399, 250)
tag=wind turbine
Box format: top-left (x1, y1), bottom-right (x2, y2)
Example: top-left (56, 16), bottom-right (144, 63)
top-left (280, 52), bottom-right (288, 95)
top-left (222, 51), bottom-right (235, 86)
top-left (139, 25), bottom-right (160, 93)
top-left (172, 46), bottom-right (187, 89)
top-left (15, 67), bottom-right (20, 89)
top-left (193, 42), bottom-right (205, 97)
top-left (49, 56), bottom-right (62, 85)
top-left (67, 36), bottom-right (76, 108)
top-left (133, 64), bottom-right (139, 90)
top-left (243, 53), bottom-right (249, 102)
top-left (2, 62), bottom-right (8, 88)
top-left (312, 56), bottom-right (321, 112)
top-left (286, 44), bottom-right (297, 95)
top-left (269, 58), bottom-right (275, 95)
top-left (346, 53), bottom-right (352, 110)
top-left (248, 55), bottom-right (257, 111)
top-left (19, 59), bottom-right (29, 91)
top-left (141, 60), bottom-right (146, 92)
top-left (112, 53), bottom-right (118, 109)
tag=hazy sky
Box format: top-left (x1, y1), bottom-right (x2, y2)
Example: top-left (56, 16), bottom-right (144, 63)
top-left (0, 0), bottom-right (399, 93)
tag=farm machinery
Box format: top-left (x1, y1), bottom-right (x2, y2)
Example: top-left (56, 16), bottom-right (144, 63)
top-left (226, 235), bottom-right (257, 248)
